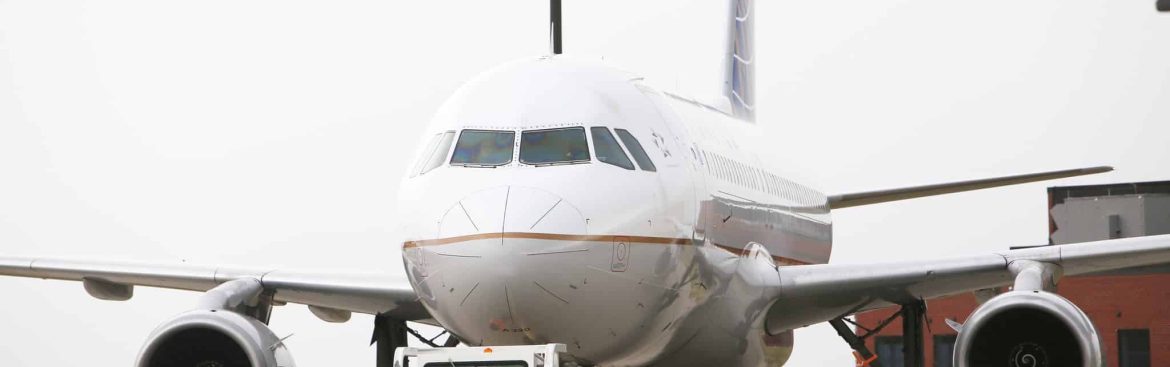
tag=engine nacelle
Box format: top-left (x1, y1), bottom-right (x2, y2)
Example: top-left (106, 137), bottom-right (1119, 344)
top-left (136, 309), bottom-right (296, 367)
top-left (954, 290), bottom-right (1102, 367)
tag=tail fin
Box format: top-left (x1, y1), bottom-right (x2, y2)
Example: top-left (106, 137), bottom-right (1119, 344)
top-left (724, 0), bottom-right (755, 121)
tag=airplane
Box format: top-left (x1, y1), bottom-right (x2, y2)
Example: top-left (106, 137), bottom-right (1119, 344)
top-left (3, 1), bottom-right (1170, 366)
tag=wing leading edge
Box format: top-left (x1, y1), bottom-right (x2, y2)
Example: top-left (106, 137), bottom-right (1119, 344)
top-left (0, 256), bottom-right (429, 321)
top-left (763, 234), bottom-right (1170, 334)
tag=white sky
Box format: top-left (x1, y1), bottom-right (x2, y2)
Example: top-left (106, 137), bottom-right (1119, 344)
top-left (1, 0), bottom-right (1168, 366)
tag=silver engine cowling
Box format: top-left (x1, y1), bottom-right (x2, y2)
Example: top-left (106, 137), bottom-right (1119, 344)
top-left (136, 309), bottom-right (295, 367)
top-left (954, 290), bottom-right (1102, 367)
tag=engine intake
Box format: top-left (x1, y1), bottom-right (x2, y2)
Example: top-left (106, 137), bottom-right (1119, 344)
top-left (954, 290), bottom-right (1101, 367)
top-left (137, 309), bottom-right (295, 367)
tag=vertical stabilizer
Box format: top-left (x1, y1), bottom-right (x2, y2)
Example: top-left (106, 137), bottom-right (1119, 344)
top-left (550, 0), bottom-right (563, 54)
top-left (724, 0), bottom-right (755, 121)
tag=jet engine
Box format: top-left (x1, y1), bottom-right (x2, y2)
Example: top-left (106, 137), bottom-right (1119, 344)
top-left (134, 278), bottom-right (295, 367)
top-left (953, 290), bottom-right (1102, 367)
top-left (136, 309), bottom-right (295, 367)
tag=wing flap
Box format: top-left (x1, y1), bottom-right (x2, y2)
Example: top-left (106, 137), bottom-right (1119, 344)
top-left (764, 234), bottom-right (1170, 334)
top-left (827, 166), bottom-right (1112, 209)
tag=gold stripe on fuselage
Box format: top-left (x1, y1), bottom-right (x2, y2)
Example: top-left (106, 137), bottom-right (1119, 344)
top-left (403, 232), bottom-right (694, 248)
top-left (401, 232), bottom-right (811, 265)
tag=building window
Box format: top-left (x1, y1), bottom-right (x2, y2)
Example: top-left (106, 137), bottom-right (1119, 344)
top-left (875, 336), bottom-right (905, 367)
top-left (1119, 329), bottom-right (1151, 367)
top-left (933, 334), bottom-right (956, 367)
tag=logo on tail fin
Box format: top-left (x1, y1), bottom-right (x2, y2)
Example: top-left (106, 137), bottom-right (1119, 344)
top-left (725, 0), bottom-right (755, 121)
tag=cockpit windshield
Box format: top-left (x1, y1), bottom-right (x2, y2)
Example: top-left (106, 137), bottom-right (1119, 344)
top-left (519, 127), bottom-right (590, 166)
top-left (450, 130), bottom-right (515, 167)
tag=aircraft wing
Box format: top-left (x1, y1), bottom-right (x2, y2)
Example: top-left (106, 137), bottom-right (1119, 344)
top-left (763, 234), bottom-right (1170, 334)
top-left (0, 256), bottom-right (430, 321)
top-left (827, 166), bottom-right (1112, 209)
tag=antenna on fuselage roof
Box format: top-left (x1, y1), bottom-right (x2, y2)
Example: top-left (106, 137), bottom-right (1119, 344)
top-left (550, 0), bottom-right (563, 54)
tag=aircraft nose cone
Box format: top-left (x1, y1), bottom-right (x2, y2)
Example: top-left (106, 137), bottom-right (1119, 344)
top-left (437, 186), bottom-right (586, 240)
top-left (413, 185), bottom-right (683, 360)
top-left (424, 186), bottom-right (590, 345)
top-left (438, 186), bottom-right (508, 240)
top-left (501, 186), bottom-right (587, 235)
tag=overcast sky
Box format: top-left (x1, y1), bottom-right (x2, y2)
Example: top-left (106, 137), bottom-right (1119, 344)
top-left (1, 0), bottom-right (1168, 366)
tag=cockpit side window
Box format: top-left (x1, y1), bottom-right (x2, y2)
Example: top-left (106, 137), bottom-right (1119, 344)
top-left (614, 129), bottom-right (657, 172)
top-left (590, 127), bottom-right (635, 170)
top-left (411, 133), bottom-right (442, 177)
top-left (419, 131), bottom-right (456, 174)
top-left (451, 129), bottom-right (516, 167)
top-left (519, 127), bottom-right (590, 166)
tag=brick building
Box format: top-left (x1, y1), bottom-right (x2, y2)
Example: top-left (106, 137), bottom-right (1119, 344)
top-left (854, 181), bottom-right (1170, 367)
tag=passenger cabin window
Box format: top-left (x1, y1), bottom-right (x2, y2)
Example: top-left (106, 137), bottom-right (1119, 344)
top-left (590, 127), bottom-right (634, 170)
top-left (451, 129), bottom-right (515, 167)
top-left (714, 156), bottom-right (723, 178)
top-left (520, 127), bottom-right (590, 165)
top-left (615, 129), bottom-right (657, 172)
top-left (719, 160), bottom-right (726, 180)
top-left (419, 131), bottom-right (455, 174)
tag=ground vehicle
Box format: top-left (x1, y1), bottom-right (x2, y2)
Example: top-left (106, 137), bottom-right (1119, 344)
top-left (394, 343), bottom-right (581, 367)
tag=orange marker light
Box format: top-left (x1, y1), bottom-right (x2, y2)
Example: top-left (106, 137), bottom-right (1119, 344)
top-left (484, 348), bottom-right (493, 353)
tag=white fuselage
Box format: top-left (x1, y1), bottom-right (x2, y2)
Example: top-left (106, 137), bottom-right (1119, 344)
top-left (397, 57), bottom-right (832, 366)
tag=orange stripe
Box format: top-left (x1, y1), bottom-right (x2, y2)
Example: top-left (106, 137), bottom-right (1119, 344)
top-left (401, 232), bottom-right (811, 265)
top-left (403, 232), bottom-right (695, 248)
